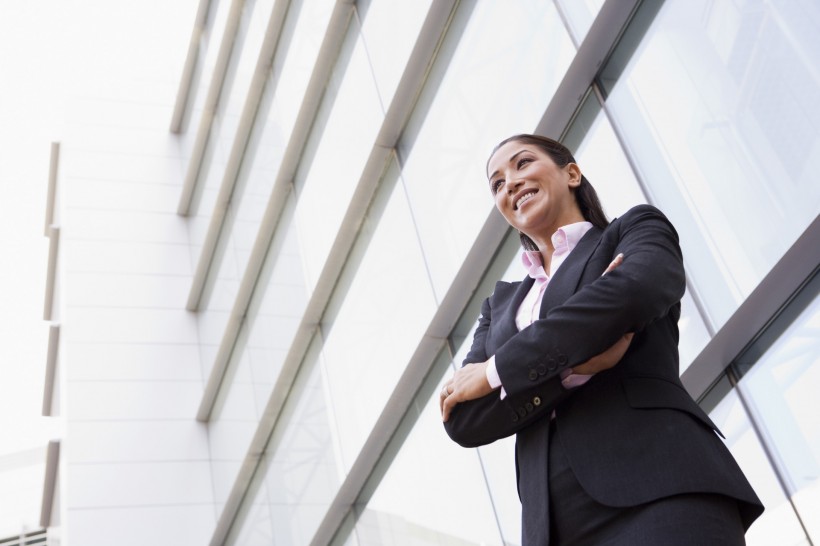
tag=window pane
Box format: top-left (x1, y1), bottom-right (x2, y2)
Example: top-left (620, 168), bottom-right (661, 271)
top-left (739, 294), bottom-right (820, 541)
top-left (351, 360), bottom-right (504, 545)
top-left (709, 387), bottom-right (809, 545)
top-left (606, 0), bottom-right (820, 328)
top-left (293, 12), bottom-right (386, 292)
top-left (554, 0), bottom-right (605, 45)
top-left (398, 0), bottom-right (575, 301)
top-left (320, 159), bottom-right (438, 472)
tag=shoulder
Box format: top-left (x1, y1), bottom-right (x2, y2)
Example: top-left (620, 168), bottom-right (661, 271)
top-left (610, 204), bottom-right (672, 225)
top-left (492, 279), bottom-right (522, 298)
top-left (606, 204), bottom-right (678, 236)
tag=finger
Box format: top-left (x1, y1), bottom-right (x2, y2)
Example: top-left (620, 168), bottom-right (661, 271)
top-left (602, 253), bottom-right (624, 276)
top-left (439, 385), bottom-right (449, 414)
top-left (442, 395), bottom-right (454, 422)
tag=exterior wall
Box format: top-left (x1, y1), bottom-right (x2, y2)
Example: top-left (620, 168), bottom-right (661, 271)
top-left (57, 1), bottom-right (216, 544)
top-left (50, 0), bottom-right (820, 545)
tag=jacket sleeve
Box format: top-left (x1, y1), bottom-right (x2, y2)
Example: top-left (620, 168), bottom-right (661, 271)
top-left (443, 296), bottom-right (573, 447)
top-left (495, 205), bottom-right (685, 397)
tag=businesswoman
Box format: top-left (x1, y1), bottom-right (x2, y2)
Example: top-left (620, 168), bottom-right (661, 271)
top-left (441, 134), bottom-right (762, 545)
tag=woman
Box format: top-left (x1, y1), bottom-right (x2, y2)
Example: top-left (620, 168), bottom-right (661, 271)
top-left (440, 134), bottom-right (762, 545)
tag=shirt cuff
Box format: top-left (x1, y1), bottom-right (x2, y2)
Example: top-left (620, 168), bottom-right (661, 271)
top-left (560, 368), bottom-right (592, 389)
top-left (484, 356), bottom-right (507, 400)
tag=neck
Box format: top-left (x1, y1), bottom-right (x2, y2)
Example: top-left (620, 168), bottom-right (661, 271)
top-left (530, 212), bottom-right (586, 269)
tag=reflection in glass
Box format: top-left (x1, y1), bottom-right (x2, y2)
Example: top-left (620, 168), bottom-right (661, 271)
top-left (208, 194), bottom-right (309, 506)
top-left (320, 159), bottom-right (438, 473)
top-left (554, 0), bottom-right (605, 46)
top-left (358, 0), bottom-right (431, 107)
top-left (293, 13), bottom-right (385, 291)
top-left (398, 0), bottom-right (575, 302)
top-left (740, 294), bottom-right (820, 541)
top-left (709, 386), bottom-right (809, 545)
top-left (349, 362), bottom-right (504, 545)
top-left (606, 0), bottom-right (820, 328)
top-left (231, 337), bottom-right (340, 544)
top-left (196, 0), bottom-right (332, 379)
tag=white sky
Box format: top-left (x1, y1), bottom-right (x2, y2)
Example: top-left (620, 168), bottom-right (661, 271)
top-left (0, 1), bottom-right (66, 447)
top-left (0, 0), bottom-right (69, 534)
top-left (0, 0), bottom-right (196, 534)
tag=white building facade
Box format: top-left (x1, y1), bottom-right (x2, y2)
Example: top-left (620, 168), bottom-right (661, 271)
top-left (45, 0), bottom-right (820, 544)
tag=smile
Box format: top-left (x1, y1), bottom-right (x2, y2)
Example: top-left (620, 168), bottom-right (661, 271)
top-left (515, 190), bottom-right (537, 210)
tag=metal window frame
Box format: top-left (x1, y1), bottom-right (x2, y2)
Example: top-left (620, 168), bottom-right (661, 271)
top-left (185, 0), bottom-right (294, 311)
top-left (205, 2), bottom-right (467, 544)
top-left (177, 0), bottom-right (253, 216)
top-left (170, 0), bottom-right (216, 134)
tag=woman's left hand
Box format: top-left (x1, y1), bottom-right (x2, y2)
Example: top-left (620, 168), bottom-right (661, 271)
top-left (440, 361), bottom-right (493, 422)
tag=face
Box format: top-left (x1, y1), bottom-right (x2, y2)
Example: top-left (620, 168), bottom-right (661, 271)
top-left (486, 140), bottom-right (583, 244)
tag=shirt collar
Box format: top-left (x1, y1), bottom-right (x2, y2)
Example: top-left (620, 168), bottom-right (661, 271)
top-left (520, 221), bottom-right (594, 280)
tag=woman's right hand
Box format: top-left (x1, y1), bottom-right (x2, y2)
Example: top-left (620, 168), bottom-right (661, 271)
top-left (571, 252), bottom-right (631, 375)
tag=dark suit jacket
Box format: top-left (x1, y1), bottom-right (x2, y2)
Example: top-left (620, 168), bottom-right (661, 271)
top-left (444, 205), bottom-right (763, 545)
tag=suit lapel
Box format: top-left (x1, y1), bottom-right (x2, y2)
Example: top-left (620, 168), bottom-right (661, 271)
top-left (491, 276), bottom-right (535, 346)
top-left (539, 227), bottom-right (603, 317)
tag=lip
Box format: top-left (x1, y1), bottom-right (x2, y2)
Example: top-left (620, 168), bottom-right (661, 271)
top-left (512, 188), bottom-right (538, 211)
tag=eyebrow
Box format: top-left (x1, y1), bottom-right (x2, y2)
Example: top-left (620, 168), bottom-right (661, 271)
top-left (488, 149), bottom-right (529, 181)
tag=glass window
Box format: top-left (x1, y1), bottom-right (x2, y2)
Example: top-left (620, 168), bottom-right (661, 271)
top-left (709, 386), bottom-right (810, 545)
top-left (319, 158), bottom-right (438, 472)
top-left (358, 0), bottom-right (432, 108)
top-left (738, 294), bottom-right (820, 541)
top-left (350, 374), bottom-right (504, 545)
top-left (398, 0), bottom-right (576, 302)
top-left (196, 0), bottom-right (334, 381)
top-left (230, 337), bottom-right (340, 544)
top-left (293, 13), bottom-right (386, 292)
top-left (554, 0), bottom-right (605, 46)
top-left (207, 195), bottom-right (309, 506)
top-left (605, 0), bottom-right (820, 329)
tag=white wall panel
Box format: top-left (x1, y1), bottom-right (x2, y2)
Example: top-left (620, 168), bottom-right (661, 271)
top-left (66, 421), bottom-right (210, 463)
top-left (67, 461), bottom-right (213, 507)
top-left (61, 178), bottom-right (183, 214)
top-left (66, 381), bottom-right (202, 420)
top-left (67, 504), bottom-right (216, 546)
top-left (62, 240), bottom-right (192, 276)
top-left (66, 343), bottom-right (202, 382)
top-left (63, 308), bottom-right (199, 344)
top-left (65, 272), bottom-right (191, 309)
top-left (64, 210), bottom-right (189, 245)
top-left (62, 149), bottom-right (184, 185)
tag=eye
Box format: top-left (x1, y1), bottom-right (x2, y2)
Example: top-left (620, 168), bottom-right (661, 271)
top-left (517, 157), bottom-right (532, 169)
top-left (490, 179), bottom-right (504, 194)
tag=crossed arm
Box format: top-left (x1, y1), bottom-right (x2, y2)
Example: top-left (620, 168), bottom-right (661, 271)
top-left (441, 206), bottom-right (685, 446)
top-left (440, 251), bottom-right (630, 422)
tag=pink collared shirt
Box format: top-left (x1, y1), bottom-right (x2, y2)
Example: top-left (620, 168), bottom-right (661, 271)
top-left (485, 221), bottom-right (594, 398)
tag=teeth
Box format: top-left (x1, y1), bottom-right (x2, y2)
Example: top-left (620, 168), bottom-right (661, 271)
top-left (516, 192), bottom-right (535, 209)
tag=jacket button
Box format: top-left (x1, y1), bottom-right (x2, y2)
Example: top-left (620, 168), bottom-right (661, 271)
top-left (511, 413), bottom-right (519, 422)
top-left (525, 402), bottom-right (534, 412)
top-left (533, 396), bottom-right (541, 406)
top-left (546, 358), bottom-right (557, 371)
top-left (557, 354), bottom-right (568, 366)
top-left (528, 369), bottom-right (538, 381)
top-left (536, 364), bottom-right (547, 376)
top-left (517, 407), bottom-right (527, 417)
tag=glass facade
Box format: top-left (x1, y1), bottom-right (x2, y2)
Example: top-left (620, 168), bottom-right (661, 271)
top-left (166, 0), bottom-right (820, 544)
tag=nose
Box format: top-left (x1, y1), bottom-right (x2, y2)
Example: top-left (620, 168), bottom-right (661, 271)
top-left (507, 178), bottom-right (524, 194)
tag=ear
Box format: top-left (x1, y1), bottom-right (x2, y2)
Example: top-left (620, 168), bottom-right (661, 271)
top-left (566, 163), bottom-right (582, 188)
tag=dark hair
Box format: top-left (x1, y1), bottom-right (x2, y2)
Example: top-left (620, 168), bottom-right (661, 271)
top-left (488, 134), bottom-right (609, 251)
